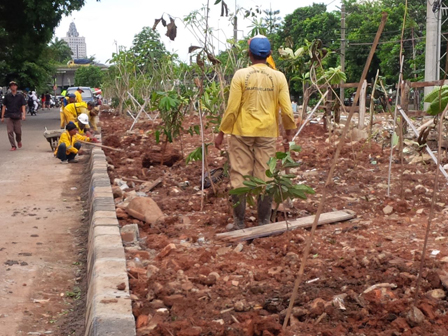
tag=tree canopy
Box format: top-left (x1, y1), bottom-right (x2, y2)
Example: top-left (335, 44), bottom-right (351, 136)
top-left (266, 0), bottom-right (441, 99)
top-left (75, 66), bottom-right (105, 88)
top-left (0, 0), bottom-right (97, 88)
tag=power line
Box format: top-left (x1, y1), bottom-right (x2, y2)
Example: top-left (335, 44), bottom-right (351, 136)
top-left (348, 34), bottom-right (434, 46)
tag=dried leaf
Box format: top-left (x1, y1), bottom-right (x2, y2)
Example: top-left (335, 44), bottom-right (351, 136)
top-left (221, 1), bottom-right (228, 17)
top-left (189, 46), bottom-right (203, 53)
top-left (206, 51), bottom-right (221, 65)
top-left (152, 18), bottom-right (162, 31)
top-left (196, 53), bottom-right (205, 69)
top-left (194, 77), bottom-right (202, 89)
top-left (161, 17), bottom-right (167, 27)
top-left (166, 17), bottom-right (177, 41)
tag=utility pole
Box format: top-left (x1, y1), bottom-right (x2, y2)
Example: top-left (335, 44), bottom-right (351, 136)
top-left (233, 0), bottom-right (238, 43)
top-left (424, 0), bottom-right (441, 104)
top-left (340, 3), bottom-right (346, 103)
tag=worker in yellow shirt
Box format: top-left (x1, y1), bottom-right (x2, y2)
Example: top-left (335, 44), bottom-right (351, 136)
top-left (75, 113), bottom-right (93, 137)
top-left (86, 101), bottom-right (99, 132)
top-left (75, 87), bottom-right (84, 103)
top-left (54, 122), bottom-right (98, 163)
top-left (215, 35), bottom-right (296, 229)
top-left (63, 99), bottom-right (88, 124)
top-left (59, 94), bottom-right (76, 129)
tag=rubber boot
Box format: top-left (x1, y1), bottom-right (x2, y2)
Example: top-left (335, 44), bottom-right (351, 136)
top-left (231, 194), bottom-right (246, 229)
top-left (258, 195), bottom-right (273, 225)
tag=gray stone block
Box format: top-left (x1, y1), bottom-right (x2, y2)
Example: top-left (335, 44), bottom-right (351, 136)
top-left (90, 216), bottom-right (119, 228)
top-left (86, 315), bottom-right (136, 336)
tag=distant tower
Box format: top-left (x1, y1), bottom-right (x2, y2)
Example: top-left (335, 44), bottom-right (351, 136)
top-left (62, 22), bottom-right (87, 59)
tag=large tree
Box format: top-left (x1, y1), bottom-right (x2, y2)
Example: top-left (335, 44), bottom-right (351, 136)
top-left (0, 0), bottom-right (97, 88)
top-left (131, 27), bottom-right (168, 70)
top-left (75, 66), bottom-right (105, 88)
top-left (343, 0), bottom-right (428, 84)
top-left (273, 3), bottom-right (340, 98)
top-left (48, 38), bottom-right (73, 64)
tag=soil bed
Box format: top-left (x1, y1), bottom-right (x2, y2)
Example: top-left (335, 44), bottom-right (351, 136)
top-left (101, 112), bottom-right (448, 336)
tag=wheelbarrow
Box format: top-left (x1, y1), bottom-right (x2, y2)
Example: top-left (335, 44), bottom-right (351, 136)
top-left (43, 128), bottom-right (64, 152)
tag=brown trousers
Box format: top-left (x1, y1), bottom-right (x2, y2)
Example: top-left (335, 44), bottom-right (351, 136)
top-left (7, 118), bottom-right (22, 148)
top-left (229, 135), bottom-right (277, 189)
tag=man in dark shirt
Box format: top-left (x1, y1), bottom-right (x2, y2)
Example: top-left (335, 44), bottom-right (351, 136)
top-left (1, 81), bottom-right (26, 151)
top-left (45, 92), bottom-right (51, 109)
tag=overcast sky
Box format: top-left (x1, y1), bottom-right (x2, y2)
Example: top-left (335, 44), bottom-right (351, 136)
top-left (54, 0), bottom-right (339, 64)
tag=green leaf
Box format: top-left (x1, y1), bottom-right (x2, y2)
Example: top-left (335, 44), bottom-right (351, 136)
top-left (392, 132), bottom-right (399, 148)
top-left (289, 188), bottom-right (307, 199)
top-left (229, 187), bottom-right (252, 195)
top-left (251, 177), bottom-right (266, 184)
top-left (155, 130), bottom-right (160, 144)
top-left (194, 125), bottom-right (200, 135)
top-left (284, 162), bottom-right (300, 168)
top-left (214, 0), bottom-right (222, 4)
top-left (295, 184), bottom-right (315, 194)
top-left (268, 157), bottom-right (277, 174)
top-left (275, 152), bottom-right (288, 160)
top-left (289, 142), bottom-right (301, 152)
top-left (243, 181), bottom-right (259, 188)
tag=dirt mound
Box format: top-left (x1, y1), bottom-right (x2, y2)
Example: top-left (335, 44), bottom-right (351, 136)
top-left (102, 134), bottom-right (121, 147)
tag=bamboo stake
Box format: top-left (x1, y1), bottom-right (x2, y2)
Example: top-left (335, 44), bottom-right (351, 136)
top-left (379, 78), bottom-right (392, 114)
top-left (77, 140), bottom-right (123, 152)
top-left (369, 69), bottom-right (380, 137)
top-left (283, 12), bottom-right (388, 329)
top-left (387, 0), bottom-right (408, 197)
top-left (386, 55), bottom-right (405, 197)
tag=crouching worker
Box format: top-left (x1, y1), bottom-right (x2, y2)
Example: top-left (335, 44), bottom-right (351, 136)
top-left (55, 122), bottom-right (98, 164)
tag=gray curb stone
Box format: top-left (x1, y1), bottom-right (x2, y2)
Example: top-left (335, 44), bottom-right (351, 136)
top-left (85, 147), bottom-right (136, 336)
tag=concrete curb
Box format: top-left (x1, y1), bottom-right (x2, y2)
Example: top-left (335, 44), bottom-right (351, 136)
top-left (85, 147), bottom-right (136, 336)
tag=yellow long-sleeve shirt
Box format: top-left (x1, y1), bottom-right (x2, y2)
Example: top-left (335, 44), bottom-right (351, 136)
top-left (63, 102), bottom-right (88, 123)
top-left (74, 121), bottom-right (90, 135)
top-left (75, 91), bottom-right (83, 103)
top-left (88, 107), bottom-right (99, 131)
top-left (219, 63), bottom-right (296, 137)
top-left (54, 130), bottom-right (90, 155)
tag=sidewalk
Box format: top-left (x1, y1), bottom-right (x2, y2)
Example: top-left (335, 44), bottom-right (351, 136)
top-left (0, 109), bottom-right (86, 335)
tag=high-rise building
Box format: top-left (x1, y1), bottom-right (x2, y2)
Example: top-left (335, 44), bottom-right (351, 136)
top-left (62, 22), bottom-right (87, 59)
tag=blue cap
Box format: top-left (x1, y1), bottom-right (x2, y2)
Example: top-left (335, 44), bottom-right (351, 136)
top-left (249, 35), bottom-right (271, 58)
top-left (68, 93), bottom-right (76, 98)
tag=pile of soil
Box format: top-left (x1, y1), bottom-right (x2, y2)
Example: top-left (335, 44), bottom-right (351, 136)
top-left (101, 112), bottom-right (448, 336)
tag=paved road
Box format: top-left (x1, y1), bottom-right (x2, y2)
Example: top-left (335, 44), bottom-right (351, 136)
top-left (0, 109), bottom-right (85, 335)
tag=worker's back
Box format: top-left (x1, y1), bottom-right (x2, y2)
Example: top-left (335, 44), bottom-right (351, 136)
top-left (221, 63), bottom-right (294, 137)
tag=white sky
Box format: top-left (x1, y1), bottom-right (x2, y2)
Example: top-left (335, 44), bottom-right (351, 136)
top-left (54, 0), bottom-right (338, 64)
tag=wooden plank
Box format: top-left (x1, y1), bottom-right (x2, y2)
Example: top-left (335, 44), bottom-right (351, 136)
top-left (216, 210), bottom-right (355, 242)
top-left (409, 80), bottom-right (448, 88)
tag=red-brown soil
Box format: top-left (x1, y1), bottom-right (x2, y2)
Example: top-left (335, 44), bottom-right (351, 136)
top-left (101, 112), bottom-right (448, 336)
